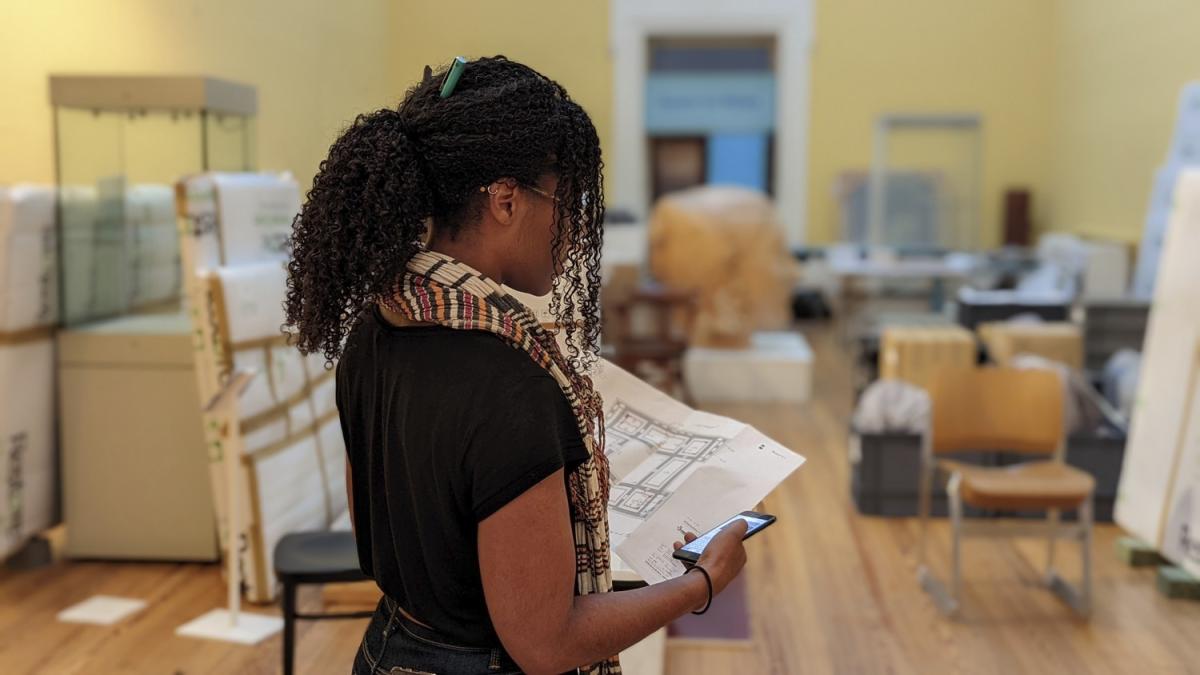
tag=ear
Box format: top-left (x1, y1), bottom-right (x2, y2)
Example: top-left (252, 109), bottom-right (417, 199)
top-left (484, 180), bottom-right (518, 225)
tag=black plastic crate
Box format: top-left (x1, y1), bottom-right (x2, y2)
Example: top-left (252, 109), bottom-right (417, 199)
top-left (1083, 299), bottom-right (1150, 371)
top-left (852, 430), bottom-right (1123, 521)
top-left (851, 431), bottom-right (991, 517)
top-left (955, 300), bottom-right (1069, 330)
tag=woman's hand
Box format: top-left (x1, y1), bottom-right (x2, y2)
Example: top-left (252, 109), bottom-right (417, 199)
top-left (672, 519), bottom-right (749, 597)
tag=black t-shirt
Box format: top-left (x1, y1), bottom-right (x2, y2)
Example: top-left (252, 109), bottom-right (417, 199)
top-left (336, 306), bottom-right (589, 648)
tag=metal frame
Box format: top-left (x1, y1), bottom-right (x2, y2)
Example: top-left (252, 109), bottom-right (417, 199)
top-left (916, 423), bottom-right (1093, 618)
top-left (49, 75), bottom-right (257, 115)
top-left (867, 113), bottom-right (982, 252)
top-left (279, 576), bottom-right (373, 675)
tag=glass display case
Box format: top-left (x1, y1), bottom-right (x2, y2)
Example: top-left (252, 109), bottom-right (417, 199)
top-left (51, 75), bottom-right (257, 327)
top-left (51, 76), bottom-right (256, 563)
top-left (864, 114), bottom-right (982, 253)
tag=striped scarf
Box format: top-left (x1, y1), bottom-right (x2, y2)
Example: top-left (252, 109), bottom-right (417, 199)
top-left (383, 250), bottom-right (620, 675)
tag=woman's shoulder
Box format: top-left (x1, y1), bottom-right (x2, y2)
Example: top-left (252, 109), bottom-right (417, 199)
top-left (346, 305), bottom-right (551, 381)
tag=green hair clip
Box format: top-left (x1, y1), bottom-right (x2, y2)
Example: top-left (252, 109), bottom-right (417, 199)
top-left (439, 56), bottom-right (467, 98)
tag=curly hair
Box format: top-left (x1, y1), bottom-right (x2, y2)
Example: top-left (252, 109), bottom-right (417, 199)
top-left (285, 56), bottom-right (605, 372)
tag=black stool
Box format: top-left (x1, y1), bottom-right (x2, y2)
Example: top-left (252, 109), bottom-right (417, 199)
top-left (274, 531), bottom-right (373, 675)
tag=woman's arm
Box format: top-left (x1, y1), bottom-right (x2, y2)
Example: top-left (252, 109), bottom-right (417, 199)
top-left (478, 469), bottom-right (747, 675)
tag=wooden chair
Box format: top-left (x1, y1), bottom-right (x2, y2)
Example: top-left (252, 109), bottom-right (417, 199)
top-left (606, 281), bottom-right (696, 400)
top-left (918, 367), bottom-right (1095, 617)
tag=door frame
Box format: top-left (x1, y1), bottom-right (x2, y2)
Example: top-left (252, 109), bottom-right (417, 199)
top-left (611, 0), bottom-right (814, 244)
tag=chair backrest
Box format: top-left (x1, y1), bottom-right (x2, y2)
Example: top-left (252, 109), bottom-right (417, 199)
top-left (928, 367), bottom-right (1063, 457)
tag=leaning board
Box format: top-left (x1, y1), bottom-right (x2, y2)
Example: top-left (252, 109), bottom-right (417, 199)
top-left (177, 173), bottom-right (347, 602)
top-left (1117, 170), bottom-right (1200, 577)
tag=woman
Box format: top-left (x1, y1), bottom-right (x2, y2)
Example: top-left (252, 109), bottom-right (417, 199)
top-left (285, 56), bottom-right (748, 675)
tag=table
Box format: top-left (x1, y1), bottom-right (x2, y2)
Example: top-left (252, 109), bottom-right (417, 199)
top-left (829, 257), bottom-right (974, 338)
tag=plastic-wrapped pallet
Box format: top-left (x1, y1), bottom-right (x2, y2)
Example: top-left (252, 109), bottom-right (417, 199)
top-left (175, 172), bottom-right (299, 269)
top-left (978, 321), bottom-right (1083, 370)
top-left (1102, 349), bottom-right (1141, 421)
top-left (878, 325), bottom-right (975, 391)
top-left (0, 186), bottom-right (57, 330)
top-left (648, 185), bottom-right (798, 348)
top-left (207, 262), bottom-right (344, 602)
top-left (0, 186), bottom-right (58, 558)
top-left (177, 173), bottom-right (345, 602)
top-left (306, 352), bottom-right (348, 523)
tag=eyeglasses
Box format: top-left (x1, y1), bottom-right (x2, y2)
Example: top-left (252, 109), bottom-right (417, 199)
top-left (479, 182), bottom-right (559, 203)
top-left (522, 183), bottom-right (559, 203)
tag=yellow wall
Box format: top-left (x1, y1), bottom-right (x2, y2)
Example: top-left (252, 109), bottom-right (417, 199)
top-left (385, 1), bottom-right (613, 189)
top-left (1050, 0), bottom-right (1200, 243)
top-left (0, 0), bottom-right (396, 192)
top-left (389, 0), bottom-right (1055, 247)
top-left (808, 0), bottom-right (1055, 246)
top-left (4, 1), bottom-right (1193, 248)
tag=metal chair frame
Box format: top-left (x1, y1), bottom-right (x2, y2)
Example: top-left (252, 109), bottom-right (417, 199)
top-left (916, 386), bottom-right (1093, 619)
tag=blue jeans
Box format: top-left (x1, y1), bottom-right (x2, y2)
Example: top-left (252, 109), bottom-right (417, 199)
top-left (352, 595), bottom-right (524, 675)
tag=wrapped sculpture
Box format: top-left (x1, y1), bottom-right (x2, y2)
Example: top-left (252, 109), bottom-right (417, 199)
top-left (648, 186), bottom-right (798, 348)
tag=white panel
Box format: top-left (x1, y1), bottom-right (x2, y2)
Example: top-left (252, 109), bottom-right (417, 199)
top-left (1117, 171), bottom-right (1200, 550)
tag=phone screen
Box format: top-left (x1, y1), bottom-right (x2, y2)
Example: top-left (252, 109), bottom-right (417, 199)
top-left (679, 513), bottom-right (772, 557)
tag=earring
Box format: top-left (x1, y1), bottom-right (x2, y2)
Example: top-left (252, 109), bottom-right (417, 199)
top-left (480, 184), bottom-right (499, 195)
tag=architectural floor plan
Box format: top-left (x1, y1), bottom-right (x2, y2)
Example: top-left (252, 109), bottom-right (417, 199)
top-left (606, 401), bottom-right (726, 521)
top-left (594, 359), bottom-right (804, 584)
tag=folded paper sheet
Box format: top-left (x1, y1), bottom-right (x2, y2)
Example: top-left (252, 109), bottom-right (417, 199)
top-left (594, 360), bottom-right (804, 585)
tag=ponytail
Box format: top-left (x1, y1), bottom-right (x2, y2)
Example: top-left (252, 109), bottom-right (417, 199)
top-left (285, 56), bottom-right (605, 369)
top-left (285, 109), bottom-right (430, 363)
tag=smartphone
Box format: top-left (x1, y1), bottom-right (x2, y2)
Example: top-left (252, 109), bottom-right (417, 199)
top-left (671, 511), bottom-right (776, 564)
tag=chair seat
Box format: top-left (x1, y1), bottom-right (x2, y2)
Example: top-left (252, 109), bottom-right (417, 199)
top-left (938, 460), bottom-right (1095, 510)
top-left (274, 530), bottom-right (368, 583)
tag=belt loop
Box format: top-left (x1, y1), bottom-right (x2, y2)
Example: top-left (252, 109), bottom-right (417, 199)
top-left (382, 596), bottom-right (400, 638)
top-left (488, 648), bottom-right (501, 671)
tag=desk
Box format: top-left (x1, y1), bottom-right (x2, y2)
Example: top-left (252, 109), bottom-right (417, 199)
top-left (829, 258), bottom-right (973, 338)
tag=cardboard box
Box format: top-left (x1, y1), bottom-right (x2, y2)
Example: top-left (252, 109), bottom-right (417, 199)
top-left (979, 322), bottom-right (1083, 369)
top-left (879, 325), bottom-right (975, 391)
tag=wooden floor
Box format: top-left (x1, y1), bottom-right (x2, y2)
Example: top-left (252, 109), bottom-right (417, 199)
top-left (4, 323), bottom-right (1200, 674)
